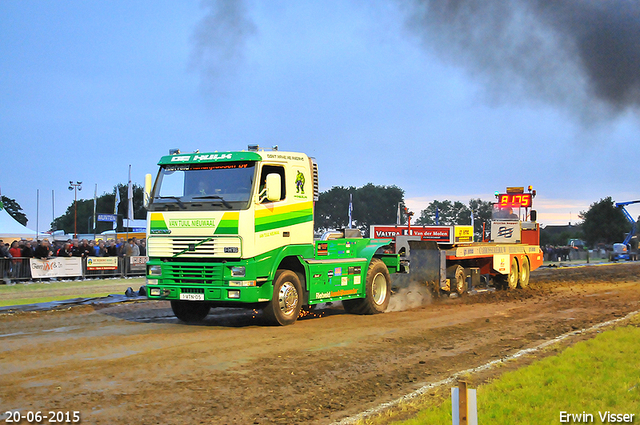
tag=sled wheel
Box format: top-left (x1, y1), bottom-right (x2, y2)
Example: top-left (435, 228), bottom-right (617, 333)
top-left (518, 257), bottom-right (530, 289)
top-left (447, 265), bottom-right (468, 295)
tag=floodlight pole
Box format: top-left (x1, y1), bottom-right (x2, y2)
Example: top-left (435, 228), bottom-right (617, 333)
top-left (68, 181), bottom-right (82, 239)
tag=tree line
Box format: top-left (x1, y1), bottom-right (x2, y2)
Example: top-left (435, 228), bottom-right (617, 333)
top-left (2, 185), bottom-right (637, 246)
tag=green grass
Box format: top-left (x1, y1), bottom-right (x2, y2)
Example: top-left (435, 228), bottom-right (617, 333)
top-left (380, 317), bottom-right (640, 424)
top-left (0, 277), bottom-right (146, 307)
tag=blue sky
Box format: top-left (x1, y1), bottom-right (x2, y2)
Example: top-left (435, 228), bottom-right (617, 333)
top-left (1, 0), bottom-right (639, 232)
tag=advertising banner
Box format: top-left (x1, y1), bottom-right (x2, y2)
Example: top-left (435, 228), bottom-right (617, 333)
top-left (454, 225), bottom-right (474, 243)
top-left (86, 257), bottom-right (119, 271)
top-left (370, 225), bottom-right (454, 244)
top-left (130, 256), bottom-right (149, 271)
top-left (97, 214), bottom-right (117, 222)
top-left (30, 257), bottom-right (83, 278)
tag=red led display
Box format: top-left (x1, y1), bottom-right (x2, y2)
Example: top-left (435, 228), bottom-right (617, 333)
top-left (498, 193), bottom-right (532, 208)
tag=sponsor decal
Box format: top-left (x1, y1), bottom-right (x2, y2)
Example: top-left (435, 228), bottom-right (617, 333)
top-left (315, 288), bottom-right (359, 299)
top-left (193, 153), bottom-right (232, 161)
top-left (168, 219), bottom-right (216, 228)
top-left (335, 267), bottom-right (342, 276)
top-left (265, 153), bottom-right (306, 161)
top-left (371, 225), bottom-right (453, 243)
top-left (170, 155), bottom-right (191, 162)
top-left (341, 276), bottom-right (348, 286)
top-left (317, 242), bottom-right (328, 256)
top-left (295, 170), bottom-right (305, 194)
top-left (348, 266), bottom-right (361, 275)
top-left (497, 226), bottom-right (514, 238)
top-left (354, 276), bottom-right (361, 285)
top-left (259, 230), bottom-right (281, 238)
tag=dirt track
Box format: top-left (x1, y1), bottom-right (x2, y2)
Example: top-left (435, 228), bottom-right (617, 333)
top-left (1, 263), bottom-right (640, 424)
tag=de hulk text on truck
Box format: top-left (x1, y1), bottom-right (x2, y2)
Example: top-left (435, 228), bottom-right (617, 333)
top-left (143, 146), bottom-right (401, 325)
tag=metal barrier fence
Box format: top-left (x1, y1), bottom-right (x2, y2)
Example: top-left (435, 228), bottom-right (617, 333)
top-left (0, 256), bottom-right (148, 282)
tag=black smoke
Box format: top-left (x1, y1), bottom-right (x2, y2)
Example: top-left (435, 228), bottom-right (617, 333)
top-left (189, 0), bottom-right (257, 86)
top-left (400, 0), bottom-right (640, 119)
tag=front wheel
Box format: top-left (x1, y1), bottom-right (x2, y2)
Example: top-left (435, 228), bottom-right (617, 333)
top-left (343, 259), bottom-right (391, 315)
top-left (263, 270), bottom-right (303, 326)
top-left (170, 300), bottom-right (210, 323)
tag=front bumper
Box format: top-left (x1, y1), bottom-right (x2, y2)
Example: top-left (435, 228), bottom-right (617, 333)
top-left (146, 259), bottom-right (272, 303)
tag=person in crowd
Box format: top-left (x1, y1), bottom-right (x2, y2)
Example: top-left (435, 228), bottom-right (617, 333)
top-left (131, 237), bottom-right (140, 256)
top-left (34, 240), bottom-right (53, 259)
top-left (56, 243), bottom-right (73, 257)
top-left (106, 239), bottom-right (118, 257)
top-left (139, 239), bottom-right (146, 256)
top-left (9, 241), bottom-right (22, 278)
top-left (0, 241), bottom-right (11, 280)
top-left (95, 240), bottom-right (107, 257)
top-left (123, 239), bottom-right (133, 257)
top-left (21, 241), bottom-right (35, 259)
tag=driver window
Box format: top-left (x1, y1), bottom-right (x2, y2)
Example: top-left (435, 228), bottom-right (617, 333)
top-left (259, 165), bottom-right (285, 202)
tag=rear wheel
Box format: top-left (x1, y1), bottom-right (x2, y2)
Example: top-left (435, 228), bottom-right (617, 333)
top-left (518, 257), bottom-right (530, 288)
top-left (170, 300), bottom-right (210, 323)
top-left (263, 270), bottom-right (303, 326)
top-left (447, 265), bottom-right (467, 295)
top-left (507, 257), bottom-right (519, 289)
top-left (343, 259), bottom-right (391, 314)
top-left (495, 257), bottom-right (519, 290)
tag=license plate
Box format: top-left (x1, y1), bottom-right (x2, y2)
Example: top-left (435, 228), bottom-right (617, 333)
top-left (179, 293), bottom-right (204, 301)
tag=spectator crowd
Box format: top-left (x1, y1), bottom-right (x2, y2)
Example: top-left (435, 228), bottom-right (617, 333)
top-left (1, 237), bottom-right (147, 280)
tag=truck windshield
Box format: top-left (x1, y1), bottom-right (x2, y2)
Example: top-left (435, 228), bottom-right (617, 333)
top-left (150, 162), bottom-right (256, 211)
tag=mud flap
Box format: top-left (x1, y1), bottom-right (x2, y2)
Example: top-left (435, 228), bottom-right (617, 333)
top-left (390, 241), bottom-right (445, 295)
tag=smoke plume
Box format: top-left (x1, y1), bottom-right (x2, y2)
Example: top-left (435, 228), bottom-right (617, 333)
top-left (189, 0), bottom-right (257, 86)
top-left (400, 0), bottom-right (640, 120)
top-left (387, 282), bottom-right (433, 312)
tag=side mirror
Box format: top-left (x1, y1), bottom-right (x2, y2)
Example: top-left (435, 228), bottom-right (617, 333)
top-left (259, 173), bottom-right (281, 202)
top-left (530, 210), bottom-right (537, 222)
top-left (144, 173), bottom-right (153, 208)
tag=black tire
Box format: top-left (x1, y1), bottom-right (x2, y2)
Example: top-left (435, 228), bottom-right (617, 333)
top-left (507, 257), bottom-right (519, 289)
top-left (263, 270), bottom-right (303, 326)
top-left (518, 257), bottom-right (530, 288)
top-left (447, 265), bottom-right (467, 295)
top-left (170, 300), bottom-right (210, 323)
top-left (343, 259), bottom-right (391, 315)
top-left (495, 257), bottom-right (519, 290)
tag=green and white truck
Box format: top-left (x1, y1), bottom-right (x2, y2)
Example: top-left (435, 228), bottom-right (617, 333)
top-left (144, 146), bottom-right (401, 325)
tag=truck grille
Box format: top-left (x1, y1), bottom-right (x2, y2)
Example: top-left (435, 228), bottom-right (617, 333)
top-left (165, 263), bottom-right (223, 285)
top-left (148, 236), bottom-right (242, 258)
top-left (181, 287), bottom-right (205, 294)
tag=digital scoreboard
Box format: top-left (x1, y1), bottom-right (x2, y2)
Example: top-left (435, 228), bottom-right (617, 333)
top-left (497, 193), bottom-right (532, 208)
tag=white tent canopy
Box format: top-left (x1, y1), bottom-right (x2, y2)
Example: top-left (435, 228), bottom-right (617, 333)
top-left (0, 205), bottom-right (41, 241)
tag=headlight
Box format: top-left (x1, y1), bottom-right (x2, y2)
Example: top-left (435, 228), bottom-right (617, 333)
top-left (229, 280), bottom-right (256, 287)
top-left (149, 287), bottom-right (161, 296)
top-left (148, 265), bottom-right (162, 276)
top-left (230, 266), bottom-right (245, 277)
top-left (228, 290), bottom-right (241, 299)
